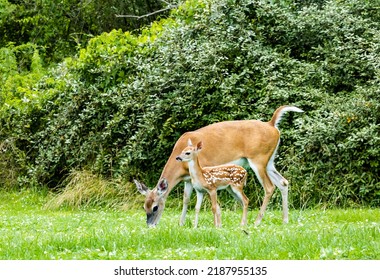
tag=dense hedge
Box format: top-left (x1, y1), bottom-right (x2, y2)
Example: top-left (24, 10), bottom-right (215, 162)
top-left (1, 0), bottom-right (379, 207)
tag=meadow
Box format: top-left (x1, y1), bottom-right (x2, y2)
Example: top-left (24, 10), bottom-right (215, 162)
top-left (0, 189), bottom-right (379, 260)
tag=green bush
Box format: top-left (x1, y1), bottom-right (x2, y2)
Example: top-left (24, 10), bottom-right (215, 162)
top-left (0, 42), bottom-right (49, 187)
top-left (283, 85), bottom-right (380, 207)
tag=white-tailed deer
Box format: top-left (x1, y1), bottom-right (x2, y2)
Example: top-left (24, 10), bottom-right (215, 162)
top-left (176, 139), bottom-right (249, 227)
top-left (135, 105), bottom-right (303, 226)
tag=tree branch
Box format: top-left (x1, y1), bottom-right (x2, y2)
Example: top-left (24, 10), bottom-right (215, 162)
top-left (159, 0), bottom-right (172, 6)
top-left (115, 2), bottom-right (177, 20)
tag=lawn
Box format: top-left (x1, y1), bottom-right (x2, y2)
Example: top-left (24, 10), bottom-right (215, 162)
top-left (0, 189), bottom-right (379, 260)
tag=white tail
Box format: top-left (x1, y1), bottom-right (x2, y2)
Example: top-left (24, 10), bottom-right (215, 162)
top-left (176, 140), bottom-right (249, 227)
top-left (269, 106), bottom-right (304, 128)
top-left (135, 105), bottom-right (303, 226)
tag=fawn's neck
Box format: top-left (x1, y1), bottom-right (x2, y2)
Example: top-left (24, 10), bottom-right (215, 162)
top-left (187, 156), bottom-right (207, 187)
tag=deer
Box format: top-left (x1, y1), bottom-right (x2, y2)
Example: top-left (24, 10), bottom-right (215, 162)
top-left (135, 105), bottom-right (303, 227)
top-left (175, 139), bottom-right (249, 227)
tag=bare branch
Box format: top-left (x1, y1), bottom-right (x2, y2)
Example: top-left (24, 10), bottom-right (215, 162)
top-left (159, 0), bottom-right (172, 5)
top-left (115, 2), bottom-right (177, 20)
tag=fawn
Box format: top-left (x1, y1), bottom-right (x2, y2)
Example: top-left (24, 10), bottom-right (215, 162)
top-left (176, 139), bottom-right (249, 227)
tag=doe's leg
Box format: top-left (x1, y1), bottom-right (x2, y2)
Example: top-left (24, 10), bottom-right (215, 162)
top-left (180, 181), bottom-right (193, 226)
top-left (267, 166), bottom-right (289, 224)
top-left (194, 190), bottom-right (204, 228)
top-left (248, 159), bottom-right (275, 226)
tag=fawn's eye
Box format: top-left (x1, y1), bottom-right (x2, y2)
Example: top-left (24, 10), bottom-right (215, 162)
top-left (185, 152), bottom-right (190, 155)
top-left (152, 205), bottom-right (159, 212)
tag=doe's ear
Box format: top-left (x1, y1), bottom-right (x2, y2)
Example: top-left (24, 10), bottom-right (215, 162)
top-left (134, 179), bottom-right (149, 195)
top-left (157, 178), bottom-right (169, 196)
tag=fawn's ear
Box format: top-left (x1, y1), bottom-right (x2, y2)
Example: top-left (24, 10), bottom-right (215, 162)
top-left (157, 178), bottom-right (169, 196)
top-left (196, 141), bottom-right (203, 151)
top-left (187, 138), bottom-right (193, 147)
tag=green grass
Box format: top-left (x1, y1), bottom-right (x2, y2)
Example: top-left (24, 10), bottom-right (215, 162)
top-left (0, 189), bottom-right (379, 260)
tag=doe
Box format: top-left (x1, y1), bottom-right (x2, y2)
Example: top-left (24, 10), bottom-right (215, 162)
top-left (176, 140), bottom-right (249, 227)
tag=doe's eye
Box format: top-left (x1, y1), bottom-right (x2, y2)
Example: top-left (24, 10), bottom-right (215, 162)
top-left (185, 152), bottom-right (191, 155)
top-left (152, 205), bottom-right (159, 212)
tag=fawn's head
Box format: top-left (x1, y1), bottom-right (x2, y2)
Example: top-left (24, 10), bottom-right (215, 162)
top-left (175, 139), bottom-right (202, 162)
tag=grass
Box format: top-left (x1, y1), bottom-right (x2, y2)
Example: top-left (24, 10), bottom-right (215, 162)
top-left (44, 170), bottom-right (139, 210)
top-left (0, 189), bottom-right (379, 260)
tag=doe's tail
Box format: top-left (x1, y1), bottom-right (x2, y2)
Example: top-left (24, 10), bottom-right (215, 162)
top-left (269, 105), bottom-right (304, 128)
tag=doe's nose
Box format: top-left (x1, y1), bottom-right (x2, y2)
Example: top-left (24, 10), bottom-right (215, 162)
top-left (176, 156), bottom-right (182, 161)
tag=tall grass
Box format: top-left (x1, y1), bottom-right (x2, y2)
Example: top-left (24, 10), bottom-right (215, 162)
top-left (44, 170), bottom-right (142, 210)
top-left (0, 188), bottom-right (379, 260)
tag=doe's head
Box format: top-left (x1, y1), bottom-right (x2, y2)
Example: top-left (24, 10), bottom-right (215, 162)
top-left (134, 178), bottom-right (169, 227)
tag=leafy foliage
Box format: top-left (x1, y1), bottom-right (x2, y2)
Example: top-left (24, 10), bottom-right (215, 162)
top-left (0, 0), bottom-right (169, 62)
top-left (1, 0), bottom-right (379, 208)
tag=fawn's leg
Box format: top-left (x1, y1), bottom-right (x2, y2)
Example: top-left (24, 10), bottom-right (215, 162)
top-left (209, 190), bottom-right (221, 227)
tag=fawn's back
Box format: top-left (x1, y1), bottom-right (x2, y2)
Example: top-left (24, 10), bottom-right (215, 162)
top-left (202, 164), bottom-right (247, 188)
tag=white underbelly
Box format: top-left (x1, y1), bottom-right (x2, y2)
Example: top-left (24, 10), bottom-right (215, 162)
top-left (227, 158), bottom-right (249, 168)
top-left (192, 182), bottom-right (229, 192)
